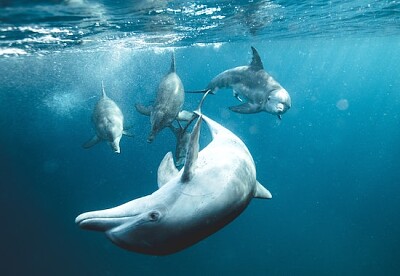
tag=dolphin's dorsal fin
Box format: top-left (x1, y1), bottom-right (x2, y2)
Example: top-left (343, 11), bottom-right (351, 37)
top-left (254, 180), bottom-right (272, 199)
top-left (169, 52), bottom-right (176, 73)
top-left (181, 115), bottom-right (202, 183)
top-left (158, 152), bottom-right (179, 188)
top-left (101, 80), bottom-right (107, 98)
top-left (250, 46), bottom-right (264, 71)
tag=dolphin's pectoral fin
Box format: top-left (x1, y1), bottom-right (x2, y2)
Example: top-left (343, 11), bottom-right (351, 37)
top-left (229, 102), bottom-right (260, 114)
top-left (135, 103), bottom-right (152, 116)
top-left (250, 46), bottom-right (264, 71)
top-left (82, 135), bottom-right (101, 149)
top-left (278, 114), bottom-right (282, 120)
top-left (122, 130), bottom-right (134, 138)
top-left (177, 110), bottom-right (195, 121)
top-left (254, 181), bottom-right (272, 199)
top-left (158, 152), bottom-right (179, 188)
top-left (181, 115), bottom-right (202, 183)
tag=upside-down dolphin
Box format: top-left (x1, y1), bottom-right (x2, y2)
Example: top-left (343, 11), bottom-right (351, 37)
top-left (189, 46), bottom-right (291, 119)
top-left (135, 52), bottom-right (191, 143)
top-left (83, 82), bottom-right (132, 153)
top-left (76, 94), bottom-right (272, 255)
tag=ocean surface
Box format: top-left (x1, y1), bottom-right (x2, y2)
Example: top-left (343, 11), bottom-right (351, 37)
top-left (1, 0), bottom-right (400, 275)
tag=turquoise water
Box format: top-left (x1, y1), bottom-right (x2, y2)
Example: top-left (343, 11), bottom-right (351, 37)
top-left (1, 1), bottom-right (400, 275)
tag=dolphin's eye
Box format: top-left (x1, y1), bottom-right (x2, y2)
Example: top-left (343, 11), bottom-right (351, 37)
top-left (149, 211), bottom-right (160, 221)
top-left (267, 96), bottom-right (271, 101)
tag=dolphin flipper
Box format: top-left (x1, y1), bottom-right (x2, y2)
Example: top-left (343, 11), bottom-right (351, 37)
top-left (122, 130), bottom-right (134, 137)
top-left (158, 152), bottom-right (179, 188)
top-left (229, 102), bottom-right (260, 114)
top-left (83, 135), bottom-right (101, 149)
top-left (254, 181), bottom-right (272, 199)
top-left (135, 103), bottom-right (152, 116)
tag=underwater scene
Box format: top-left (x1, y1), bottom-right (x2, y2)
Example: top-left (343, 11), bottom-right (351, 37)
top-left (1, 0), bottom-right (400, 275)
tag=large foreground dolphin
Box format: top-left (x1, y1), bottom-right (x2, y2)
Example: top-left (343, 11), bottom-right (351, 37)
top-left (76, 102), bottom-right (272, 255)
top-left (83, 82), bottom-right (132, 153)
top-left (135, 52), bottom-right (191, 143)
top-left (190, 46), bottom-right (291, 119)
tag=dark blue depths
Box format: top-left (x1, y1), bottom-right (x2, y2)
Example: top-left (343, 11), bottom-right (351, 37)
top-left (0, 37), bottom-right (400, 275)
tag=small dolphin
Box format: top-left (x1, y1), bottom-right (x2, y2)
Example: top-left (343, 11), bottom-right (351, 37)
top-left (83, 82), bottom-right (132, 153)
top-left (135, 52), bottom-right (190, 143)
top-left (189, 46), bottom-right (291, 119)
top-left (76, 95), bottom-right (272, 255)
top-left (168, 118), bottom-right (195, 167)
top-left (136, 104), bottom-right (195, 167)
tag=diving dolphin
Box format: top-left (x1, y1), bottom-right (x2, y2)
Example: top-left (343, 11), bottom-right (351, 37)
top-left (191, 46), bottom-right (291, 119)
top-left (75, 102), bottom-right (272, 255)
top-left (135, 52), bottom-right (190, 143)
top-left (83, 82), bottom-right (132, 153)
top-left (168, 118), bottom-right (196, 167)
top-left (135, 105), bottom-right (195, 167)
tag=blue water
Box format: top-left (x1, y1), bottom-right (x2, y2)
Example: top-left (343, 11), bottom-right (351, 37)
top-left (1, 1), bottom-right (400, 275)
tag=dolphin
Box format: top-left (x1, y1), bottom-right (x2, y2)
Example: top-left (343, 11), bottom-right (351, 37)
top-left (75, 97), bottom-right (272, 255)
top-left (168, 118), bottom-right (196, 168)
top-left (135, 52), bottom-right (191, 143)
top-left (189, 46), bottom-right (291, 119)
top-left (83, 82), bottom-right (132, 153)
top-left (136, 104), bottom-right (195, 167)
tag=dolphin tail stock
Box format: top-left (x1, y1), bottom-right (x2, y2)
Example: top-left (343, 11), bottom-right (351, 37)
top-left (101, 80), bottom-right (107, 98)
top-left (185, 89), bottom-right (215, 95)
top-left (193, 90), bottom-right (212, 116)
top-left (169, 51), bottom-right (176, 73)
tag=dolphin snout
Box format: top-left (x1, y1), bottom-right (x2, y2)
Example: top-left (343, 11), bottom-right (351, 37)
top-left (276, 103), bottom-right (285, 112)
top-left (75, 212), bottom-right (131, 232)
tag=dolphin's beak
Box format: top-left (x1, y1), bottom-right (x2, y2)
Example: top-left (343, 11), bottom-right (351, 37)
top-left (276, 103), bottom-right (285, 112)
top-left (75, 196), bottom-right (150, 232)
top-left (75, 212), bottom-right (132, 232)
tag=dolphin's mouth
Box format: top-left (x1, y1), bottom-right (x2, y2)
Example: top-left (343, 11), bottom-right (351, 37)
top-left (276, 103), bottom-right (285, 112)
top-left (75, 214), bottom-right (134, 232)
